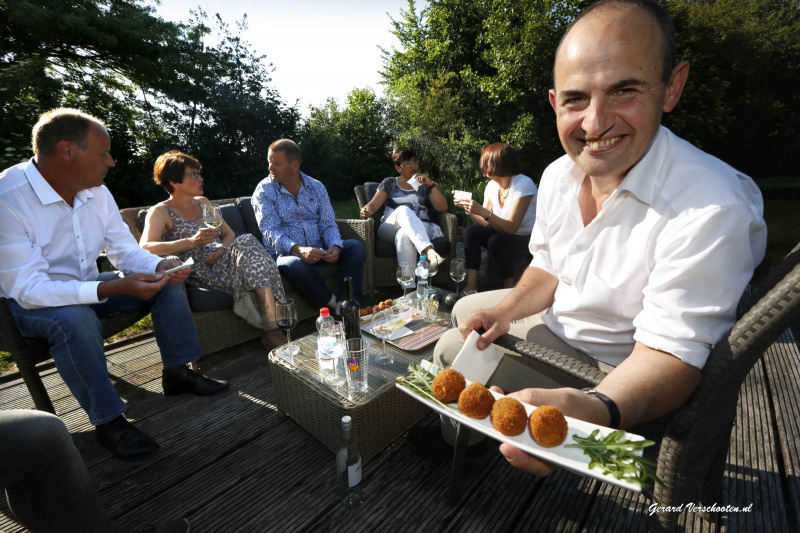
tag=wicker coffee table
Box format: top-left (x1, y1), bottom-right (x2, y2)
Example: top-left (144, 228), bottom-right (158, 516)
top-left (268, 312), bottom-right (449, 464)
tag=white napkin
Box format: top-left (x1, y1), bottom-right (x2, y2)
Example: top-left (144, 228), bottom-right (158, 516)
top-left (389, 326), bottom-right (413, 341)
top-left (451, 330), bottom-right (504, 385)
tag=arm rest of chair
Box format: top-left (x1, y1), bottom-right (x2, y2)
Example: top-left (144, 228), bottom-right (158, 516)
top-left (493, 333), bottom-right (607, 389)
top-left (336, 218), bottom-right (375, 297)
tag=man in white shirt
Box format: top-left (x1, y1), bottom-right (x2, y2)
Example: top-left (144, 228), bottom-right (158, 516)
top-left (430, 0), bottom-right (767, 474)
top-left (0, 109), bottom-right (230, 460)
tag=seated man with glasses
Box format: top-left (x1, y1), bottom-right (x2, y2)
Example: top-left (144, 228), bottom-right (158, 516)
top-left (359, 147), bottom-right (448, 276)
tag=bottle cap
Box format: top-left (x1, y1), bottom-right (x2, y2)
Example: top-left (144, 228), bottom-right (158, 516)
top-left (319, 308), bottom-right (330, 317)
top-left (341, 415), bottom-right (352, 429)
top-left (420, 255), bottom-right (427, 260)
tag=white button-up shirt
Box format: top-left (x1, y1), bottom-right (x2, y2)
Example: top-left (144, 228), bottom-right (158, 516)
top-left (0, 160), bottom-right (162, 309)
top-left (530, 127), bottom-right (767, 368)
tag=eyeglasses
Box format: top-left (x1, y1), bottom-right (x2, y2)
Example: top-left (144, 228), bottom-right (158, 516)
top-left (184, 170), bottom-right (202, 180)
top-left (399, 159), bottom-right (418, 167)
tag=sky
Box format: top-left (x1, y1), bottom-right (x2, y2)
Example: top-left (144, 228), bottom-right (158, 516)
top-left (152, 0), bottom-right (421, 116)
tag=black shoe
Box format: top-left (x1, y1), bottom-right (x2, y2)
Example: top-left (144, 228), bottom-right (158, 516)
top-left (96, 416), bottom-right (159, 460)
top-left (162, 364), bottom-right (230, 396)
top-left (406, 424), bottom-right (492, 463)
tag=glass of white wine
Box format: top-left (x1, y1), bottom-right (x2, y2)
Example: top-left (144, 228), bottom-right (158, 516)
top-left (396, 262), bottom-right (414, 302)
top-left (201, 204), bottom-right (224, 249)
top-left (450, 258), bottom-right (466, 294)
top-left (371, 306), bottom-right (399, 365)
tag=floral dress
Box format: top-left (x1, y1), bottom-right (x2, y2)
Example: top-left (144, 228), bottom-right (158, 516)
top-left (161, 203), bottom-right (286, 304)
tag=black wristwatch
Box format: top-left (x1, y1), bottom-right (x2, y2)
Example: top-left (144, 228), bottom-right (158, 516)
top-left (581, 388), bottom-right (621, 428)
top-left (428, 182), bottom-right (437, 190)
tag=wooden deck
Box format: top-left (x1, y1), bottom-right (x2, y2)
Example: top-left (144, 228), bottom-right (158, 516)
top-left (1, 326), bottom-right (799, 532)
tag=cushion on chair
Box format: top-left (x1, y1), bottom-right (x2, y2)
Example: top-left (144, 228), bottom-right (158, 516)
top-left (186, 286), bottom-right (234, 312)
top-left (221, 203), bottom-right (246, 237)
top-left (235, 197), bottom-right (264, 243)
top-left (137, 209), bottom-right (148, 232)
top-left (364, 182), bottom-right (384, 239)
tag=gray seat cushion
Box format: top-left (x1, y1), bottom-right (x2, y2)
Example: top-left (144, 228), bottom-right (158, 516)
top-left (236, 197), bottom-right (263, 242)
top-left (186, 286), bottom-right (234, 312)
top-left (221, 203), bottom-right (246, 237)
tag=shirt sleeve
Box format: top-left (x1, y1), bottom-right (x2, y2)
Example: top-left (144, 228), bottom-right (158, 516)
top-left (316, 182), bottom-right (343, 249)
top-left (103, 193), bottom-right (162, 274)
top-left (633, 205), bottom-right (767, 368)
top-left (253, 181), bottom-right (295, 256)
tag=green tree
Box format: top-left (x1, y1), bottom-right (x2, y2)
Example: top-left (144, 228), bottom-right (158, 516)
top-left (300, 88), bottom-right (395, 200)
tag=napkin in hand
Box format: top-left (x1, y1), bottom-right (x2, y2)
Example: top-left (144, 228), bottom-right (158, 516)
top-left (451, 330), bottom-right (504, 385)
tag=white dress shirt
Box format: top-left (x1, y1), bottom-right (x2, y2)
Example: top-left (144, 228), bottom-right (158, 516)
top-left (530, 127), bottom-right (768, 368)
top-left (0, 160), bottom-right (162, 309)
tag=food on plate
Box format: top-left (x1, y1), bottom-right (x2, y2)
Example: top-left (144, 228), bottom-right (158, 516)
top-left (458, 382), bottom-right (495, 419)
top-left (528, 405), bottom-right (568, 447)
top-left (490, 397), bottom-right (527, 436)
top-left (361, 300), bottom-right (396, 316)
top-left (432, 368), bottom-right (466, 403)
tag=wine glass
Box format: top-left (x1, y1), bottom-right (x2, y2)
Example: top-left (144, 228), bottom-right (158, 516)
top-left (450, 258), bottom-right (466, 294)
top-left (201, 204), bottom-right (223, 249)
top-left (276, 299), bottom-right (300, 361)
top-left (396, 262), bottom-right (414, 302)
top-left (371, 306), bottom-right (400, 365)
top-left (318, 321), bottom-right (347, 387)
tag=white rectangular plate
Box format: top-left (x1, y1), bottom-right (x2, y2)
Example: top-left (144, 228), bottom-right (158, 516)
top-left (396, 376), bottom-right (648, 492)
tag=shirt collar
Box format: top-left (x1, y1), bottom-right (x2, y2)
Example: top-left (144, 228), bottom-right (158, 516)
top-left (23, 158), bottom-right (95, 207)
top-left (558, 126), bottom-right (668, 205)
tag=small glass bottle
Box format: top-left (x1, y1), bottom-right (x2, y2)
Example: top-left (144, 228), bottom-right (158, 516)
top-left (336, 415), bottom-right (363, 508)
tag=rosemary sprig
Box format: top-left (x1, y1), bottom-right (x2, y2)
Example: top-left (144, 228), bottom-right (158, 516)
top-left (566, 429), bottom-right (664, 490)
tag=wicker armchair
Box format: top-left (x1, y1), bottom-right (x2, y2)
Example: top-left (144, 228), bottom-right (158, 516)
top-left (449, 242), bottom-right (800, 532)
top-left (0, 297), bottom-right (149, 414)
top-left (354, 182), bottom-right (459, 288)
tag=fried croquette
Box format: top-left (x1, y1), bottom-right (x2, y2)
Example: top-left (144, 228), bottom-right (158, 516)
top-left (490, 397), bottom-right (527, 436)
top-left (432, 368), bottom-right (466, 403)
top-left (528, 405), bottom-right (569, 447)
top-left (458, 382), bottom-right (495, 419)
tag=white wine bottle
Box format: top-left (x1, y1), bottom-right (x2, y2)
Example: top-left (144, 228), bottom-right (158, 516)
top-left (336, 415), bottom-right (363, 508)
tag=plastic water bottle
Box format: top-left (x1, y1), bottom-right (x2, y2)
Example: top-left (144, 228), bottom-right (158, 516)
top-left (316, 307), bottom-right (334, 333)
top-left (336, 415), bottom-right (363, 508)
top-left (415, 254), bottom-right (429, 299)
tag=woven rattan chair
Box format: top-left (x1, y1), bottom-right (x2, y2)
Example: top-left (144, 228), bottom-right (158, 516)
top-left (448, 242), bottom-right (800, 532)
top-left (355, 182), bottom-right (459, 288)
top-left (0, 297), bottom-right (149, 414)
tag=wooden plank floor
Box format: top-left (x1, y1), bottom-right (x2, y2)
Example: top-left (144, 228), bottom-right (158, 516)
top-left (2, 330), bottom-right (799, 532)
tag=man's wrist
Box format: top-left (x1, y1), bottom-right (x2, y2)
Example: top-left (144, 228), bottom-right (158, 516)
top-left (581, 388), bottom-right (621, 428)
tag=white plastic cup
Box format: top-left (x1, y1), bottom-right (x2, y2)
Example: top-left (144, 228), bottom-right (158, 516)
top-left (407, 174), bottom-right (422, 191)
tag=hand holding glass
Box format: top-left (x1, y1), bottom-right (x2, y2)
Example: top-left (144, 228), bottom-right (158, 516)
top-left (201, 204), bottom-right (223, 249)
top-left (371, 306), bottom-right (400, 365)
top-left (276, 299), bottom-right (300, 361)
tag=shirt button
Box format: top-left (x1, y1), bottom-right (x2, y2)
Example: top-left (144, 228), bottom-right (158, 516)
top-left (575, 244), bottom-right (582, 250)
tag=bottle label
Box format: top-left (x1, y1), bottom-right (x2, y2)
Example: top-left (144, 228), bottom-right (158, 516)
top-left (348, 459), bottom-right (362, 487)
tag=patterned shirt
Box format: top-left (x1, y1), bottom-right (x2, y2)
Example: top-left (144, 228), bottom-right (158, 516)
top-left (252, 171), bottom-right (343, 257)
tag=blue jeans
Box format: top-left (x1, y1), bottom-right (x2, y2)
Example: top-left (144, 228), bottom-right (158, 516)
top-left (0, 410), bottom-right (118, 533)
top-left (8, 272), bottom-right (200, 425)
top-left (277, 239), bottom-right (366, 309)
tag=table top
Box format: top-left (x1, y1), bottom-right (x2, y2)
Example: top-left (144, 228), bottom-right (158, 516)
top-left (268, 311), bottom-right (452, 406)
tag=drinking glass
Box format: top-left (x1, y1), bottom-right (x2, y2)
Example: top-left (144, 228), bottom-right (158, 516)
top-left (345, 338), bottom-right (369, 395)
top-left (201, 204), bottom-right (224, 249)
top-left (450, 258), bottom-right (466, 294)
top-left (276, 299), bottom-right (300, 361)
top-left (396, 263), bottom-right (414, 302)
top-left (318, 321), bottom-right (347, 387)
top-left (371, 306), bottom-right (400, 365)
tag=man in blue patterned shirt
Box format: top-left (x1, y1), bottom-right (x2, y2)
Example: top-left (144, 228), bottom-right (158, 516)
top-left (252, 139), bottom-right (365, 310)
